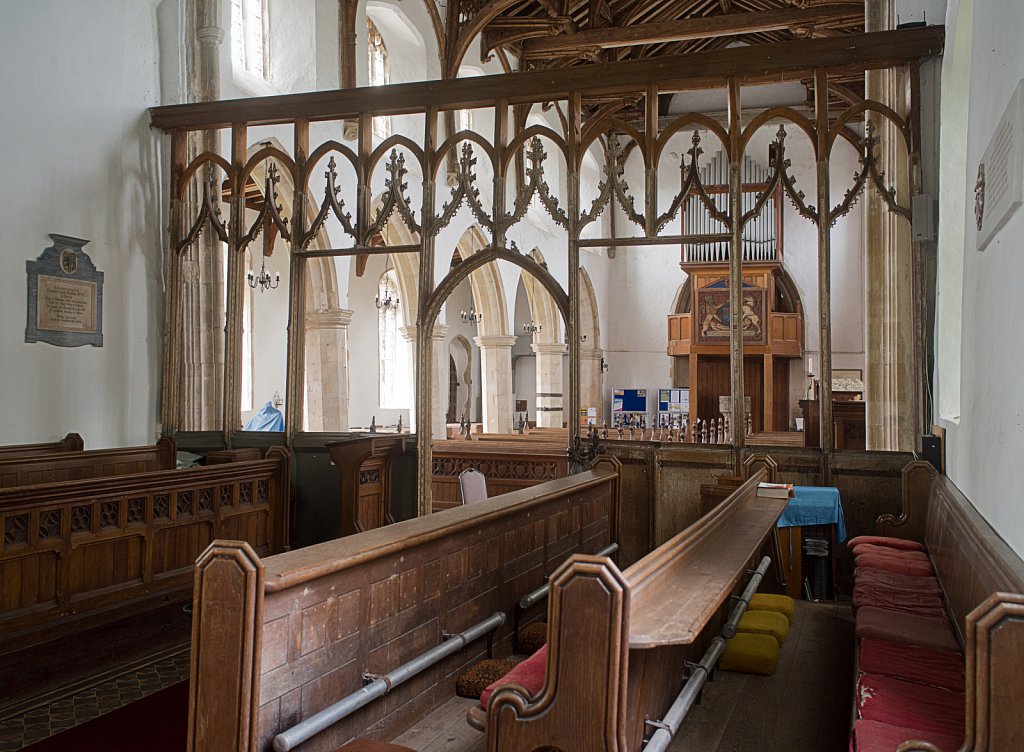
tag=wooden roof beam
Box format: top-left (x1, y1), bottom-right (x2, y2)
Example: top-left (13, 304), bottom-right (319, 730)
top-left (520, 4), bottom-right (863, 58)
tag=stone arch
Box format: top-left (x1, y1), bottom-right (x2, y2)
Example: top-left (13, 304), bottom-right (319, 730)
top-left (579, 266), bottom-right (604, 424)
top-left (522, 249), bottom-right (567, 427)
top-left (448, 334), bottom-right (474, 423)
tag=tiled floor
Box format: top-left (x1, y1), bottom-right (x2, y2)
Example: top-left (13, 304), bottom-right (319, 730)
top-left (0, 648), bottom-right (190, 751)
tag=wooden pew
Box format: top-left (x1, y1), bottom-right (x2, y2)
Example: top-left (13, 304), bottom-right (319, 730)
top-left (328, 435), bottom-right (407, 536)
top-left (0, 437), bottom-right (176, 488)
top-left (186, 459), bottom-right (621, 752)
top-left (431, 440), bottom-right (569, 511)
top-left (0, 433), bottom-right (83, 459)
top-left (0, 448), bottom-right (289, 652)
top-left (482, 467), bottom-right (787, 751)
top-left (869, 461), bottom-right (1024, 750)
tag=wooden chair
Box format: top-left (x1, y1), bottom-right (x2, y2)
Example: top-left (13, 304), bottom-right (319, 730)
top-left (459, 468), bottom-right (488, 504)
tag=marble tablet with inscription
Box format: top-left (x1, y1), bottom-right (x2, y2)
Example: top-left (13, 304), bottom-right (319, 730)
top-left (26, 234), bottom-right (104, 347)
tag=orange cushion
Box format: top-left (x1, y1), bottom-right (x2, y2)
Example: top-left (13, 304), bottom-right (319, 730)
top-left (847, 535), bottom-right (926, 553)
top-left (480, 646), bottom-right (547, 708)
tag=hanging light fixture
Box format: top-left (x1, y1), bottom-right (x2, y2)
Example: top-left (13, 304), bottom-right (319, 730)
top-left (375, 292), bottom-right (399, 312)
top-left (461, 307), bottom-right (482, 324)
top-left (523, 321), bottom-right (542, 334)
top-left (247, 260), bottom-right (280, 292)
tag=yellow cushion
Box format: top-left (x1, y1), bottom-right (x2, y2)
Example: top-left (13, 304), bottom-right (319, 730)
top-left (719, 632), bottom-right (780, 675)
top-left (749, 594), bottom-right (796, 623)
top-left (736, 609), bottom-right (790, 645)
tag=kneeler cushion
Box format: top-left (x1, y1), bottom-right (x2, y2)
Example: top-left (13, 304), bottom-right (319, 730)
top-left (856, 673), bottom-right (964, 738)
top-left (854, 544), bottom-right (931, 563)
top-left (852, 720), bottom-right (963, 752)
top-left (859, 639), bottom-right (965, 693)
top-left (854, 553), bottom-right (934, 578)
top-left (736, 610), bottom-right (789, 645)
top-left (748, 593), bottom-right (795, 623)
top-left (718, 632), bottom-right (779, 676)
top-left (855, 567), bottom-right (942, 595)
top-left (479, 645), bottom-right (547, 709)
top-left (847, 535), bottom-right (926, 553)
top-left (852, 582), bottom-right (947, 618)
top-left (855, 607), bottom-right (959, 653)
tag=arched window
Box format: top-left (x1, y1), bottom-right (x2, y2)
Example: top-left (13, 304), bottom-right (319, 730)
top-left (378, 269), bottom-right (401, 407)
top-left (231, 0), bottom-right (268, 78)
top-left (368, 18), bottom-right (391, 140)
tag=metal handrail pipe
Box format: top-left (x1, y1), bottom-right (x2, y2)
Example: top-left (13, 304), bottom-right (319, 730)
top-left (722, 555), bottom-right (771, 638)
top-left (518, 543), bottom-right (619, 610)
top-left (272, 611), bottom-right (506, 752)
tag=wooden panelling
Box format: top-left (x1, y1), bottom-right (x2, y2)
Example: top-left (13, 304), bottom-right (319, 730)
top-left (188, 468), bottom-right (620, 752)
top-left (0, 434), bottom-right (83, 460)
top-left (772, 357), bottom-right (790, 431)
top-left (0, 450), bottom-right (288, 652)
top-left (430, 444), bottom-right (568, 511)
top-left (0, 438), bottom-right (176, 489)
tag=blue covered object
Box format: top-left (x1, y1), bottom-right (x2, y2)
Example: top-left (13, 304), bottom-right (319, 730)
top-left (777, 486), bottom-right (848, 542)
top-left (243, 401), bottom-right (285, 432)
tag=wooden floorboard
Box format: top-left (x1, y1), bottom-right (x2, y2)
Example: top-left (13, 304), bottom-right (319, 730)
top-left (391, 600), bottom-right (853, 752)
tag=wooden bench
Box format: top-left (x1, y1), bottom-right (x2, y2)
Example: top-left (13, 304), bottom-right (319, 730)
top-left (0, 448), bottom-right (289, 652)
top-left (186, 460), bottom-right (620, 752)
top-left (847, 461), bottom-right (1024, 751)
top-left (0, 433), bottom-right (83, 459)
top-left (0, 437), bottom-right (176, 488)
top-left (476, 464), bottom-right (788, 751)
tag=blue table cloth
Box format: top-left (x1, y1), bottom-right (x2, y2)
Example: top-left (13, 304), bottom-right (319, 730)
top-left (776, 486), bottom-right (847, 543)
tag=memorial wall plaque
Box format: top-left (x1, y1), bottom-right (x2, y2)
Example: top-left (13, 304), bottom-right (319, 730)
top-left (976, 79), bottom-right (1024, 252)
top-left (26, 234), bottom-right (104, 347)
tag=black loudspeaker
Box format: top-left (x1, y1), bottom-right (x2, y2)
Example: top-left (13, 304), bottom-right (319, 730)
top-left (921, 435), bottom-right (943, 473)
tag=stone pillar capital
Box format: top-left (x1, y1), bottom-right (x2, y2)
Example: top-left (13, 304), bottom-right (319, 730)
top-left (196, 26), bottom-right (225, 46)
top-left (398, 324), bottom-right (418, 343)
top-left (474, 334), bottom-right (518, 350)
top-left (580, 347), bottom-right (604, 361)
top-left (531, 342), bottom-right (568, 356)
top-left (305, 308), bottom-right (354, 329)
top-left (430, 324), bottom-right (450, 341)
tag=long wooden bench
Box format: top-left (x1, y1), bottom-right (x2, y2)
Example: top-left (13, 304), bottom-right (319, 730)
top-left (477, 463), bottom-right (788, 751)
top-left (0, 433), bottom-right (83, 459)
top-left (0, 448), bottom-right (289, 652)
top-left (0, 437), bottom-right (176, 488)
top-left (846, 461), bottom-right (1024, 751)
top-left (186, 460), bottom-right (620, 751)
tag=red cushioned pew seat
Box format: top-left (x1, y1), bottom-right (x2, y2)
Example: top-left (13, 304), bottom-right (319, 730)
top-left (855, 607), bottom-right (959, 653)
top-left (847, 535), bottom-right (926, 553)
top-left (854, 553), bottom-right (935, 578)
top-left (852, 582), bottom-right (947, 618)
top-left (852, 720), bottom-right (963, 752)
top-left (855, 567), bottom-right (942, 595)
top-left (856, 673), bottom-right (964, 738)
top-left (479, 645), bottom-right (547, 709)
top-left (852, 544), bottom-right (931, 564)
top-left (858, 639), bottom-right (965, 693)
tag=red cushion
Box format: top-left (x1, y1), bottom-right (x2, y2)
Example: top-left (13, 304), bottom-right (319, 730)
top-left (854, 544), bottom-right (931, 563)
top-left (859, 639), bottom-right (965, 693)
top-left (855, 567), bottom-right (942, 595)
top-left (852, 720), bottom-right (963, 752)
top-left (856, 673), bottom-right (964, 737)
top-left (480, 646), bottom-right (547, 708)
top-left (856, 607), bottom-right (959, 653)
top-left (854, 553), bottom-right (934, 578)
top-left (848, 535), bottom-right (926, 553)
top-left (852, 582), bottom-right (947, 618)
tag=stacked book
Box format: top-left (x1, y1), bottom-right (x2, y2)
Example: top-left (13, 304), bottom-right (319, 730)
top-left (756, 482), bottom-right (794, 499)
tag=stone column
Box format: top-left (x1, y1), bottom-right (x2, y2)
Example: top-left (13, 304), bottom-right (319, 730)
top-left (580, 347), bottom-right (605, 426)
top-left (865, 0), bottom-right (916, 451)
top-left (474, 335), bottom-right (516, 434)
top-left (400, 324), bottom-right (419, 432)
top-left (532, 342), bottom-right (568, 428)
top-left (430, 326), bottom-right (450, 439)
top-left (304, 308), bottom-right (353, 431)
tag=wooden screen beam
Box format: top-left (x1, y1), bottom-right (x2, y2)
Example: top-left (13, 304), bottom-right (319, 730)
top-left (150, 26), bottom-right (944, 131)
top-left (520, 5), bottom-right (863, 58)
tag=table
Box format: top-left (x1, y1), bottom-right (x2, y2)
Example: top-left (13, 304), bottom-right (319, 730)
top-left (775, 486), bottom-right (846, 600)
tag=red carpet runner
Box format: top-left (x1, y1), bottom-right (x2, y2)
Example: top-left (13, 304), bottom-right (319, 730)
top-left (24, 682), bottom-right (188, 752)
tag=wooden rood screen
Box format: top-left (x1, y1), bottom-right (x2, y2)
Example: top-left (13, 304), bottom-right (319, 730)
top-left (149, 27), bottom-right (943, 514)
top-left (0, 450), bottom-right (289, 651)
top-left (187, 461), bottom-right (620, 751)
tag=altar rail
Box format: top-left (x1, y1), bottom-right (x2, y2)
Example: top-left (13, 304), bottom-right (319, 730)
top-left (186, 461), bottom-right (620, 752)
top-left (0, 434), bottom-right (83, 460)
top-left (483, 465), bottom-right (786, 751)
top-left (0, 438), bottom-right (176, 489)
top-left (0, 449), bottom-right (289, 652)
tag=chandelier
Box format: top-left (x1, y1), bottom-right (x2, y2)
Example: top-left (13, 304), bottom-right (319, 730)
top-left (461, 307), bottom-right (482, 324)
top-left (523, 321), bottom-right (542, 334)
top-left (376, 292), bottom-right (399, 312)
top-left (247, 260), bottom-right (280, 292)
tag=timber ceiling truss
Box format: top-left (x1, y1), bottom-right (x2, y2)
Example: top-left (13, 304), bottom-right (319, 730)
top-left (151, 26), bottom-right (943, 514)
